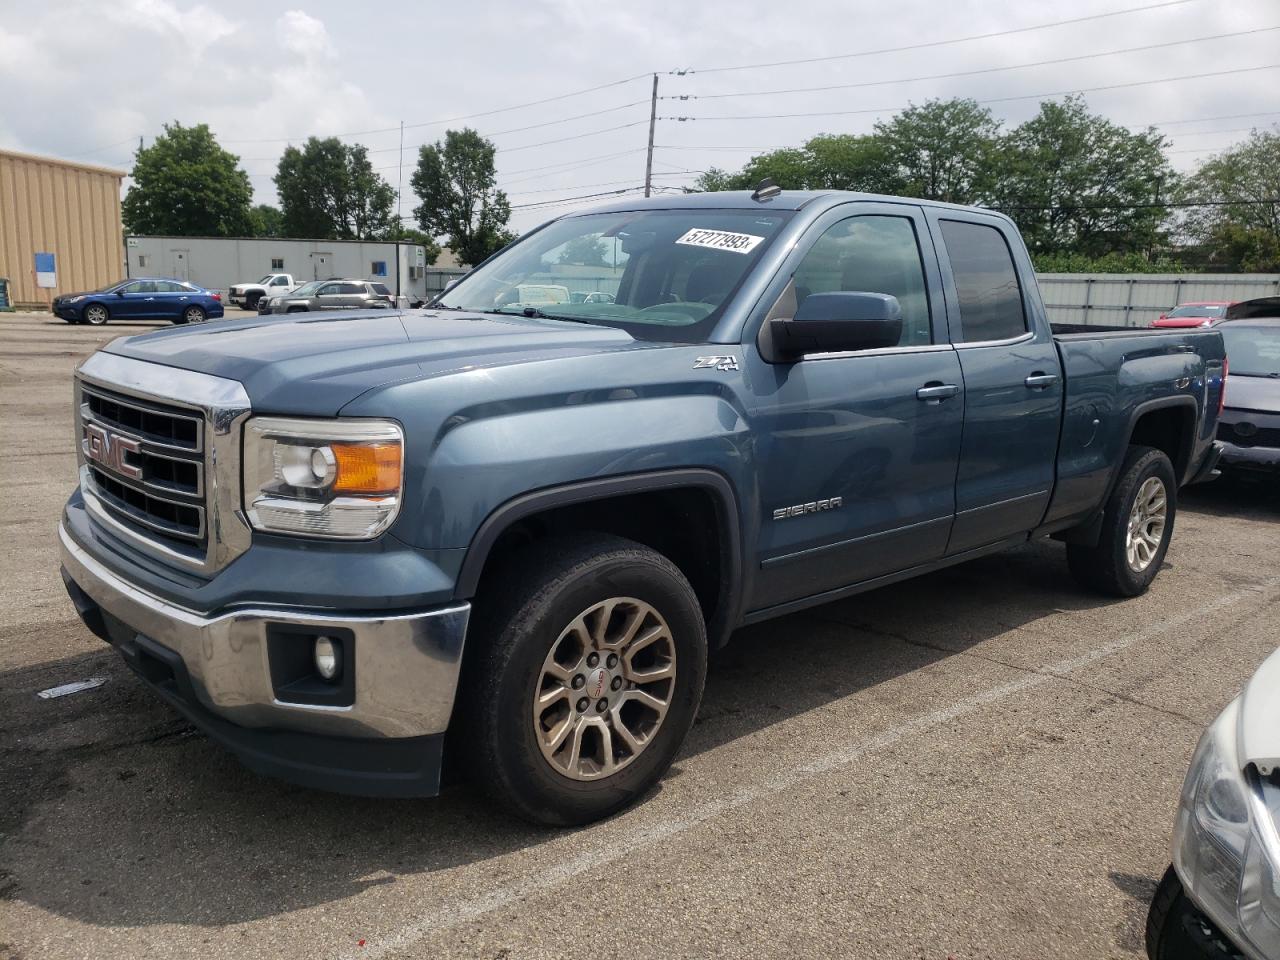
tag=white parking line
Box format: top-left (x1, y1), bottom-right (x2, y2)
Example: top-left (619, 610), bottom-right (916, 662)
top-left (342, 581), bottom-right (1277, 960)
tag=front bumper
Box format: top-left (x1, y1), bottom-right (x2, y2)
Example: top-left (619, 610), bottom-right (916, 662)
top-left (59, 521), bottom-right (470, 797)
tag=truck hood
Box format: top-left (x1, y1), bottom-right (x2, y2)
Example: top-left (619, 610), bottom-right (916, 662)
top-left (1225, 375), bottom-right (1280, 414)
top-left (104, 308), bottom-right (643, 415)
top-left (1239, 645), bottom-right (1280, 776)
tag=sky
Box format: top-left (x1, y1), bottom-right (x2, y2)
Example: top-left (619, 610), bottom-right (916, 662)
top-left (0, 0), bottom-right (1276, 233)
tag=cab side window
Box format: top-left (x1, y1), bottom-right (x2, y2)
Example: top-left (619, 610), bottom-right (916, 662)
top-left (792, 215), bottom-right (932, 347)
top-left (939, 220), bottom-right (1027, 343)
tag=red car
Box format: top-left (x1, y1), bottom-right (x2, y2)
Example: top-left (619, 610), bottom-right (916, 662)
top-left (1151, 301), bottom-right (1234, 328)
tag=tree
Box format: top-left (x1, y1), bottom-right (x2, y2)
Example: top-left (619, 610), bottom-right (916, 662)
top-left (558, 235), bottom-right (609, 267)
top-left (991, 97), bottom-right (1174, 259)
top-left (274, 137), bottom-right (397, 240)
top-left (384, 224), bottom-right (442, 266)
top-left (873, 99), bottom-right (1003, 204)
top-left (1179, 129), bottom-right (1280, 270)
top-left (248, 204), bottom-right (284, 238)
top-left (122, 123), bottom-right (253, 236)
top-left (693, 135), bottom-right (900, 194)
top-left (411, 128), bottom-right (514, 266)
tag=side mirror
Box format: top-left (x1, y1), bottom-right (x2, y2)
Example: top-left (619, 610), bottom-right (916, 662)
top-left (769, 291), bottom-right (903, 359)
top-left (115, 289), bottom-right (127, 296)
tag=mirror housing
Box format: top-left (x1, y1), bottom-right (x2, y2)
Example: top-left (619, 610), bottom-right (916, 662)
top-left (115, 289), bottom-right (127, 296)
top-left (768, 291), bottom-right (903, 360)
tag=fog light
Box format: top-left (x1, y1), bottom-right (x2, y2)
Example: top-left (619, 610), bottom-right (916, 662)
top-left (314, 636), bottom-right (341, 681)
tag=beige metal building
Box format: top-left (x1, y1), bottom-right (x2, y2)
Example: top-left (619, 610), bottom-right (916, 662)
top-left (0, 148), bottom-right (125, 309)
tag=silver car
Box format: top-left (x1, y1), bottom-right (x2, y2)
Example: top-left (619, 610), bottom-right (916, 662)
top-left (259, 279), bottom-right (394, 314)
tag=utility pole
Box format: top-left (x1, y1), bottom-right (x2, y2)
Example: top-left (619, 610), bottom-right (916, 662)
top-left (644, 73), bottom-right (658, 198)
top-left (396, 120), bottom-right (405, 226)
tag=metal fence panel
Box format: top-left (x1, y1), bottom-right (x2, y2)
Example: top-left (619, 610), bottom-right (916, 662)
top-left (1037, 274), bottom-right (1280, 327)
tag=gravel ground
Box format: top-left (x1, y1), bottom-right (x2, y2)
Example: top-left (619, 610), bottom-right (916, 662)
top-left (2, 309), bottom-right (1278, 960)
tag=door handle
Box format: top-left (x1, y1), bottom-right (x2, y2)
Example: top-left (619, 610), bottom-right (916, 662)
top-left (916, 383), bottom-right (960, 403)
top-left (1024, 373), bottom-right (1060, 390)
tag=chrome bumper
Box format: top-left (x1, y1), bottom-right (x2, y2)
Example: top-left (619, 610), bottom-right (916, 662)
top-left (59, 522), bottom-right (469, 739)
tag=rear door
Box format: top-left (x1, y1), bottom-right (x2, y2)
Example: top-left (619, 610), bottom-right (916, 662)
top-left (925, 211), bottom-right (1063, 554)
top-left (154, 280), bottom-right (192, 319)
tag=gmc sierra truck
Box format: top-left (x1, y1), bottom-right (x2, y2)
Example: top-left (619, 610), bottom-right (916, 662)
top-left (59, 190), bottom-right (1226, 825)
top-left (228, 273), bottom-right (298, 310)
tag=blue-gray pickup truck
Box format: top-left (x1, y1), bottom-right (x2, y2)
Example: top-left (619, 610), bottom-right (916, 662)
top-left (60, 190), bottom-right (1226, 824)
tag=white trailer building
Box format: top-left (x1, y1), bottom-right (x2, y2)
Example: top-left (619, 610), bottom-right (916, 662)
top-left (124, 236), bottom-right (442, 304)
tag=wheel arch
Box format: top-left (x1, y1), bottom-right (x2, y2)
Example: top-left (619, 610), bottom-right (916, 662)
top-left (455, 469), bottom-right (744, 649)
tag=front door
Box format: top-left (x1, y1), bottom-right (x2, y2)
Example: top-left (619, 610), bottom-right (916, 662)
top-left (168, 250), bottom-right (188, 281)
top-left (745, 205), bottom-right (964, 612)
top-left (926, 212), bottom-right (1063, 554)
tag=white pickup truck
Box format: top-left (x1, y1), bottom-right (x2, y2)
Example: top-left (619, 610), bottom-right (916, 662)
top-left (228, 273), bottom-right (299, 310)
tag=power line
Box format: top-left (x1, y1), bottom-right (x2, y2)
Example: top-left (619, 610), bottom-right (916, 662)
top-left (219, 73), bottom-right (653, 145)
top-left (666, 64), bottom-right (1280, 123)
top-left (675, 0), bottom-right (1204, 75)
top-left (507, 173), bottom-right (697, 198)
top-left (668, 26), bottom-right (1279, 102)
top-left (512, 187), bottom-right (646, 210)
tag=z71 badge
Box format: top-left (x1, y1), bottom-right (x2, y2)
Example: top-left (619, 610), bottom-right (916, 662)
top-left (773, 497), bottom-right (843, 521)
top-left (693, 356), bottom-right (739, 372)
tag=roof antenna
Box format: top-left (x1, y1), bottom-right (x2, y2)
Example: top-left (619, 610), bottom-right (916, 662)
top-left (751, 178), bottom-right (782, 202)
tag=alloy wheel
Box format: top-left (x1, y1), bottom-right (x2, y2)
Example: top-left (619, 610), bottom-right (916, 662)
top-left (532, 597), bottom-right (677, 781)
top-left (1126, 475), bottom-right (1167, 572)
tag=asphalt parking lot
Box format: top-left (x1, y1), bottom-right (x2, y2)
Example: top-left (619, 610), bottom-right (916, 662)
top-left (2, 309), bottom-right (1278, 960)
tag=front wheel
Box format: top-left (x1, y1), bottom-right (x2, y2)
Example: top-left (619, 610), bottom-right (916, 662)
top-left (1068, 445), bottom-right (1177, 597)
top-left (462, 534), bottom-right (707, 825)
top-left (83, 304), bottom-right (109, 326)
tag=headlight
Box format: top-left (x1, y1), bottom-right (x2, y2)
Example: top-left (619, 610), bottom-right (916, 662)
top-left (1176, 699), bottom-right (1280, 957)
top-left (242, 417), bottom-right (403, 539)
top-left (67, 295), bottom-right (84, 303)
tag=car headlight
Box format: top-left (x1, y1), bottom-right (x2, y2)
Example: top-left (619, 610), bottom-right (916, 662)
top-left (1176, 699), bottom-right (1280, 957)
top-left (67, 295), bottom-right (84, 303)
top-left (242, 417), bottom-right (403, 539)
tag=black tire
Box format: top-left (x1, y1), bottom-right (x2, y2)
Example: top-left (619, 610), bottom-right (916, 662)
top-left (83, 303), bottom-right (109, 326)
top-left (1146, 865), bottom-right (1244, 959)
top-left (461, 534), bottom-right (708, 826)
top-left (245, 292), bottom-right (261, 310)
top-left (286, 306), bottom-right (307, 313)
top-left (175, 305), bottom-right (205, 325)
top-left (1068, 445), bottom-right (1177, 597)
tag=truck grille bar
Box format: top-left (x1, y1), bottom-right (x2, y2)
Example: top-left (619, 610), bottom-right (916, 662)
top-left (73, 353), bottom-right (252, 576)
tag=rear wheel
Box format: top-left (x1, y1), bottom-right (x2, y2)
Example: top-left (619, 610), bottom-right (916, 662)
top-left (177, 305), bottom-right (206, 325)
top-left (463, 534), bottom-right (707, 825)
top-left (83, 304), bottom-right (109, 326)
top-left (1068, 445), bottom-right (1177, 597)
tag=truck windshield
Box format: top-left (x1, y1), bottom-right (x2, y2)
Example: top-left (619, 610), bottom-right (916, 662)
top-left (1169, 304), bottom-right (1226, 318)
top-left (258, 274), bottom-right (275, 284)
top-left (436, 208), bottom-right (794, 342)
top-left (1221, 325), bottom-right (1280, 378)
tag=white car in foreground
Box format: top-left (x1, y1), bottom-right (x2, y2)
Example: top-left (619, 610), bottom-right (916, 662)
top-left (1148, 646), bottom-right (1280, 959)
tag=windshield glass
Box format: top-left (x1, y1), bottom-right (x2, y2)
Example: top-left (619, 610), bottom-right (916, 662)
top-left (1169, 304), bottom-right (1226, 318)
top-left (1221, 325), bottom-right (1280, 378)
top-left (258, 274), bottom-right (275, 283)
top-left (436, 208), bottom-right (794, 342)
top-left (289, 281), bottom-right (324, 297)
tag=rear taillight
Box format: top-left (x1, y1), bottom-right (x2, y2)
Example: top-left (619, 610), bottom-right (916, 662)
top-left (212, 292), bottom-right (222, 301)
top-left (1219, 356), bottom-right (1228, 416)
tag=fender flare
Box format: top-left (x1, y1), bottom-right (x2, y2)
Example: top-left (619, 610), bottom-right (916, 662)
top-left (453, 468), bottom-right (745, 647)
top-left (1057, 395), bottom-right (1200, 548)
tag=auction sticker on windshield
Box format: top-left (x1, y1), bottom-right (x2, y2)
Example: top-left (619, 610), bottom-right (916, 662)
top-left (676, 228), bottom-right (765, 254)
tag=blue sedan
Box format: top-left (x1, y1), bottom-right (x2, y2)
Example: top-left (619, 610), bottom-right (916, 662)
top-left (53, 278), bottom-right (224, 326)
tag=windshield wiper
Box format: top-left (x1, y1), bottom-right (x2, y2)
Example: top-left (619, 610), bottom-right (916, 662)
top-left (487, 306), bottom-right (600, 325)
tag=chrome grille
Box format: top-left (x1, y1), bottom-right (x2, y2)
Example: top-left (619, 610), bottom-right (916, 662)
top-left (80, 383), bottom-right (207, 551)
top-left (74, 353), bottom-right (253, 576)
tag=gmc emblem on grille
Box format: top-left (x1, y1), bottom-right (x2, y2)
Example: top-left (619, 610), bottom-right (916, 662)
top-left (85, 423), bottom-right (142, 480)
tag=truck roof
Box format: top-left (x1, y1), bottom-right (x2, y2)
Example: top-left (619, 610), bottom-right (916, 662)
top-left (571, 189), bottom-right (1015, 221)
